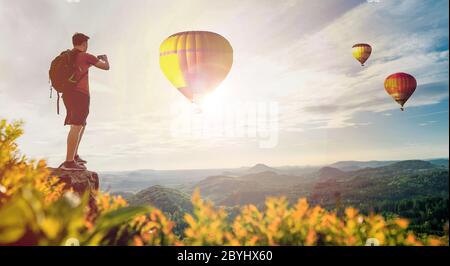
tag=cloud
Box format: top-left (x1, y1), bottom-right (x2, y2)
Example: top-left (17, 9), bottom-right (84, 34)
top-left (249, 0), bottom-right (449, 130)
top-left (406, 110), bottom-right (449, 119)
top-left (419, 120), bottom-right (437, 127)
top-left (0, 0), bottom-right (448, 169)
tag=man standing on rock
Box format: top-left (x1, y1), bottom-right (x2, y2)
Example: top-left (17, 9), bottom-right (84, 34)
top-left (59, 33), bottom-right (110, 171)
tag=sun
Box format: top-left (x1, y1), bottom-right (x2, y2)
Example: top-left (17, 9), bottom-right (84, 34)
top-left (195, 84), bottom-right (228, 114)
top-left (199, 93), bottom-right (221, 112)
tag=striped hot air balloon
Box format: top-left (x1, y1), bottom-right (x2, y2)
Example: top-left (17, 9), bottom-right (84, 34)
top-left (159, 31), bottom-right (233, 103)
top-left (352, 43), bottom-right (372, 66)
top-left (384, 72), bottom-right (417, 111)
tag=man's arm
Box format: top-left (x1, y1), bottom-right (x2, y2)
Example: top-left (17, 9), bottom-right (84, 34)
top-left (94, 55), bottom-right (110, 70)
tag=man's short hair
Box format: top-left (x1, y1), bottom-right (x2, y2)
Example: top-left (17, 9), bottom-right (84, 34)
top-left (72, 33), bottom-right (90, 46)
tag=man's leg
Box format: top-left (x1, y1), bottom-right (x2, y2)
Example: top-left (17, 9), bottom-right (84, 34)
top-left (75, 125), bottom-right (85, 157)
top-left (66, 125), bottom-right (83, 162)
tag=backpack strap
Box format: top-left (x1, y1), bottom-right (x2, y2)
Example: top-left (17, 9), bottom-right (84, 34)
top-left (75, 71), bottom-right (88, 86)
top-left (57, 93), bottom-right (60, 115)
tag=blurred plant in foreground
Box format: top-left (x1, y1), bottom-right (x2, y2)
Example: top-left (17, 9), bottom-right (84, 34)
top-left (184, 192), bottom-right (445, 246)
top-left (0, 119), bottom-right (177, 246)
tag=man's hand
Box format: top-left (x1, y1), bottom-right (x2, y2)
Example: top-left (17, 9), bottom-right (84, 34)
top-left (94, 54), bottom-right (110, 70)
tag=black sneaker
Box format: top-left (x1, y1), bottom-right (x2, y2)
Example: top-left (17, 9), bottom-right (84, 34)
top-left (58, 160), bottom-right (87, 171)
top-left (74, 155), bottom-right (87, 164)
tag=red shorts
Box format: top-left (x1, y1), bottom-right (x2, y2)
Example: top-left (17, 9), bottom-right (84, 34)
top-left (62, 90), bottom-right (90, 126)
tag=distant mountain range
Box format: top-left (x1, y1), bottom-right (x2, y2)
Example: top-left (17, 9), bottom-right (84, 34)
top-left (242, 163), bottom-right (281, 175)
top-left (109, 159), bottom-right (448, 235)
top-left (111, 159), bottom-right (448, 209)
top-left (99, 158), bottom-right (448, 193)
top-left (100, 168), bottom-right (232, 193)
top-left (304, 160), bottom-right (448, 207)
top-left (191, 170), bottom-right (302, 203)
top-left (316, 166), bottom-right (346, 181)
top-left (328, 158), bottom-right (449, 171)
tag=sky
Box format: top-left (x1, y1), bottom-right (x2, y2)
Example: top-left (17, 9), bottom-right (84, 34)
top-left (0, 0), bottom-right (448, 171)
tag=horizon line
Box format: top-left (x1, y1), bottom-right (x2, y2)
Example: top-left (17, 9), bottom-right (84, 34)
top-left (96, 156), bottom-right (449, 173)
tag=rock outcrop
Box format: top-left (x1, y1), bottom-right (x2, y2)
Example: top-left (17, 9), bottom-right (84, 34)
top-left (48, 168), bottom-right (99, 213)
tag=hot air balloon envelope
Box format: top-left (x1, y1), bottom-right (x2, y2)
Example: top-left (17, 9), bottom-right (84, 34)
top-left (352, 43), bottom-right (372, 66)
top-left (159, 31), bottom-right (233, 103)
top-left (384, 72), bottom-right (417, 111)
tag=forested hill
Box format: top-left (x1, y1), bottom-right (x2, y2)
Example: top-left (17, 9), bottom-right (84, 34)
top-left (191, 160), bottom-right (448, 205)
top-left (191, 160), bottom-right (449, 235)
top-left (113, 160), bottom-right (448, 236)
top-left (298, 160), bottom-right (449, 235)
top-left (128, 185), bottom-right (192, 214)
top-left (126, 185), bottom-right (193, 235)
top-left (305, 160), bottom-right (448, 207)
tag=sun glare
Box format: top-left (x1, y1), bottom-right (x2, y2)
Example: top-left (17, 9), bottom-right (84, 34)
top-left (199, 93), bottom-right (223, 112)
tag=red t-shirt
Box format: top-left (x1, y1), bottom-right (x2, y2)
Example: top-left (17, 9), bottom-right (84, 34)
top-left (73, 50), bottom-right (99, 95)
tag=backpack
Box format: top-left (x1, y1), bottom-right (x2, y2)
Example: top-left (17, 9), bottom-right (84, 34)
top-left (48, 49), bottom-right (84, 114)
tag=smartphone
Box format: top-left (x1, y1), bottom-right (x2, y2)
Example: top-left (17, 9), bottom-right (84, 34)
top-left (97, 54), bottom-right (107, 61)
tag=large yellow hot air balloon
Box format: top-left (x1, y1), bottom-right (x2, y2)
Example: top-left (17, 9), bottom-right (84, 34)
top-left (160, 31), bottom-right (233, 103)
top-left (352, 43), bottom-right (372, 66)
top-left (384, 72), bottom-right (417, 111)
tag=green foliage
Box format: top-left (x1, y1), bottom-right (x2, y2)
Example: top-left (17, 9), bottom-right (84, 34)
top-left (373, 197), bottom-right (449, 236)
top-left (182, 191), bottom-right (446, 246)
top-left (84, 205), bottom-right (153, 245)
top-left (0, 187), bottom-right (86, 245)
top-left (186, 159), bottom-right (449, 236)
top-left (300, 163), bottom-right (449, 235)
top-left (128, 185), bottom-right (193, 236)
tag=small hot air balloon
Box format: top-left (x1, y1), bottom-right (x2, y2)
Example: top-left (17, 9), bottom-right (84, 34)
top-left (384, 72), bottom-right (417, 111)
top-left (159, 31), bottom-right (233, 104)
top-left (352, 43), bottom-right (372, 66)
